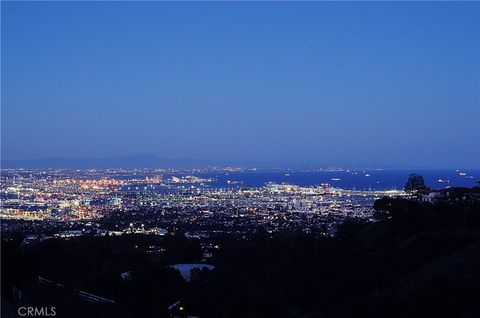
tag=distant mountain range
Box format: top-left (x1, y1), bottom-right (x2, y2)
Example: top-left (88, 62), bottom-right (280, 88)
top-left (1, 155), bottom-right (309, 169)
top-left (1, 154), bottom-right (469, 170)
top-left (1, 154), bottom-right (221, 169)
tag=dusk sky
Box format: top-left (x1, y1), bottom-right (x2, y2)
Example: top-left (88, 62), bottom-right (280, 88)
top-left (2, 2), bottom-right (479, 168)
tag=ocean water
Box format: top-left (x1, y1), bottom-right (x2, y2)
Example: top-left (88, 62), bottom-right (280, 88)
top-left (119, 169), bottom-right (480, 192)
top-left (182, 169), bottom-right (480, 190)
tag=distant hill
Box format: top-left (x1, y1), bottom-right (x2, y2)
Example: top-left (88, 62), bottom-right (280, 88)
top-left (3, 155), bottom-right (462, 170)
top-left (0, 155), bottom-right (338, 170)
top-left (1, 154), bottom-right (219, 169)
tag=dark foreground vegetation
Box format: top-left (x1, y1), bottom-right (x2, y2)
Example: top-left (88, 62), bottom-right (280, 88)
top-left (2, 198), bottom-right (480, 318)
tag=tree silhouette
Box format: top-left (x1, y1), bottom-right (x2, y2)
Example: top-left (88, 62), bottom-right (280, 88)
top-left (404, 174), bottom-right (427, 192)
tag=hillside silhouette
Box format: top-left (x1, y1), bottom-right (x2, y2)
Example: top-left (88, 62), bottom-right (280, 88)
top-left (2, 196), bottom-right (480, 317)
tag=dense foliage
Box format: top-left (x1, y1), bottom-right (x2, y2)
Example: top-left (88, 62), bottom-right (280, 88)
top-left (404, 174), bottom-right (428, 192)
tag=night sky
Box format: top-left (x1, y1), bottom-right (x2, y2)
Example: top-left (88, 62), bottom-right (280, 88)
top-left (2, 2), bottom-right (479, 168)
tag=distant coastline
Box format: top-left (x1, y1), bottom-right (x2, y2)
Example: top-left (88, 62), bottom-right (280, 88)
top-left (2, 154), bottom-right (478, 171)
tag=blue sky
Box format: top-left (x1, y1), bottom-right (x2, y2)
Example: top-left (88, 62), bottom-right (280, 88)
top-left (1, 2), bottom-right (479, 168)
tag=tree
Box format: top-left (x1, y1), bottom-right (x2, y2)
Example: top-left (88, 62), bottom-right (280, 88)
top-left (404, 174), bottom-right (427, 192)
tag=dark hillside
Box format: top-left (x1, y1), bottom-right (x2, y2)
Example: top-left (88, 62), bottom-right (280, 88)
top-left (2, 199), bottom-right (480, 317)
